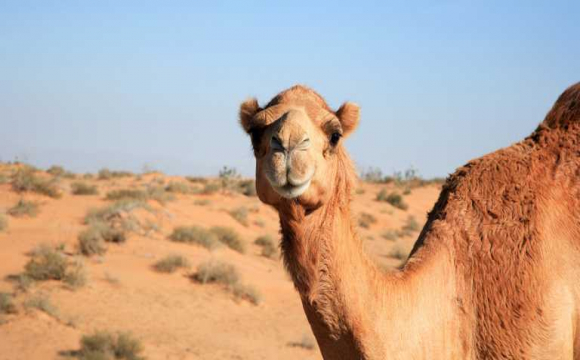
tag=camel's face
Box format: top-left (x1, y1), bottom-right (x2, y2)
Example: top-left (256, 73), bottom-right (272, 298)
top-left (239, 86), bottom-right (359, 209)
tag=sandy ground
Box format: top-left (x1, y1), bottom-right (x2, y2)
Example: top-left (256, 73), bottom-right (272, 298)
top-left (0, 164), bottom-right (440, 360)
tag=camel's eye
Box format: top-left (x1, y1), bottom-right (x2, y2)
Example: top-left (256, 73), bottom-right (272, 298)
top-left (330, 132), bottom-right (341, 146)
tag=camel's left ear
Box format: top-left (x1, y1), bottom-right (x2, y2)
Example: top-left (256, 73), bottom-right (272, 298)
top-left (336, 102), bottom-right (360, 137)
top-left (239, 98), bottom-right (262, 134)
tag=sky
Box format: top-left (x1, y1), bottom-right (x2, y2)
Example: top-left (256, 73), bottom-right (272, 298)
top-left (1, 1), bottom-right (579, 178)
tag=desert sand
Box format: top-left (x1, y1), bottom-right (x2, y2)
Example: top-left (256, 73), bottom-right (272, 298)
top-left (0, 164), bottom-right (440, 360)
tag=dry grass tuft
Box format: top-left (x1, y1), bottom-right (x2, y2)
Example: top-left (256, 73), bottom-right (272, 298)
top-left (288, 334), bottom-right (316, 350)
top-left (79, 330), bottom-right (144, 360)
top-left (71, 182), bottom-right (98, 195)
top-left (358, 212), bottom-right (377, 229)
top-left (0, 213), bottom-right (8, 231)
top-left (153, 255), bottom-right (190, 273)
top-left (254, 235), bottom-right (278, 259)
top-left (24, 245), bottom-right (68, 281)
top-left (192, 261), bottom-right (239, 286)
top-left (8, 199), bottom-right (40, 217)
top-left (376, 189), bottom-right (408, 210)
top-left (168, 226), bottom-right (218, 250)
top-left (210, 226), bottom-right (245, 253)
top-left (165, 181), bottom-right (191, 194)
top-left (24, 293), bottom-right (60, 318)
top-left (0, 293), bottom-right (17, 314)
top-left (228, 206), bottom-right (249, 226)
top-left (232, 283), bottom-right (262, 305)
top-left (11, 168), bottom-right (61, 198)
top-left (105, 189), bottom-right (148, 202)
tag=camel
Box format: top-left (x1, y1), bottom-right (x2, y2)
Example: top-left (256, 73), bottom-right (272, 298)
top-left (238, 83), bottom-right (580, 359)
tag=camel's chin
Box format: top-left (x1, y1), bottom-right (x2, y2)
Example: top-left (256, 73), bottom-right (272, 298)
top-left (272, 179), bottom-right (311, 199)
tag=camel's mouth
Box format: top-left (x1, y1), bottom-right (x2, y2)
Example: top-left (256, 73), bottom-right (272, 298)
top-left (272, 178), bottom-right (312, 199)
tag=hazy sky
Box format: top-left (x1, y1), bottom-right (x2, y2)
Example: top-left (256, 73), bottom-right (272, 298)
top-left (1, 1), bottom-right (579, 178)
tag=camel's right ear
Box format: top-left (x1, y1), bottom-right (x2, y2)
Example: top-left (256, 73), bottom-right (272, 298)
top-left (239, 98), bottom-right (262, 134)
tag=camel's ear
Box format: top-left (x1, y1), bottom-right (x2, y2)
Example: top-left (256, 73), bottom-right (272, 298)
top-left (239, 98), bottom-right (262, 134)
top-left (336, 102), bottom-right (360, 137)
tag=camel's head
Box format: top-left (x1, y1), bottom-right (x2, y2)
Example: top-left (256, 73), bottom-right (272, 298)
top-left (239, 85), bottom-right (359, 209)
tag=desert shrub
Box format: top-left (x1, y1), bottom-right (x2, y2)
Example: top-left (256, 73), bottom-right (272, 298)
top-left (168, 226), bottom-right (217, 249)
top-left (8, 199), bottom-right (39, 217)
top-left (193, 199), bottom-right (211, 206)
top-left (218, 166), bottom-right (240, 191)
top-left (185, 176), bottom-right (207, 184)
top-left (355, 188), bottom-right (365, 195)
top-left (228, 206), bottom-right (249, 226)
top-left (146, 185), bottom-right (175, 204)
top-left (254, 218), bottom-right (265, 227)
top-left (85, 200), bottom-right (148, 225)
top-left (24, 246), bottom-right (68, 281)
top-left (83, 173), bottom-right (94, 179)
top-left (153, 255), bottom-right (190, 273)
top-left (0, 293), bottom-right (17, 314)
top-left (381, 230), bottom-right (399, 241)
top-left (0, 213), bottom-right (7, 231)
top-left (192, 260), bottom-right (240, 286)
top-left (210, 226), bottom-right (245, 253)
top-left (11, 168), bottom-right (61, 198)
top-left (402, 187), bottom-right (412, 195)
top-left (79, 330), bottom-right (144, 360)
top-left (288, 334), bottom-right (316, 350)
top-left (401, 215), bottom-right (420, 235)
top-left (47, 165), bottom-right (66, 176)
top-left (98, 168), bottom-right (133, 180)
top-left (236, 179), bottom-right (257, 196)
top-left (78, 227), bottom-right (107, 256)
top-left (24, 293), bottom-right (59, 318)
top-left (232, 283), bottom-right (262, 305)
top-left (255, 235), bottom-right (277, 259)
top-left (63, 171), bottom-right (77, 179)
top-left (389, 243), bottom-right (408, 260)
top-left (358, 212), bottom-right (377, 229)
top-left (201, 182), bottom-right (221, 194)
top-left (165, 181), bottom-right (191, 194)
top-left (376, 189), bottom-right (408, 210)
top-left (71, 182), bottom-right (98, 195)
top-left (63, 258), bottom-right (88, 289)
top-left (105, 189), bottom-right (148, 201)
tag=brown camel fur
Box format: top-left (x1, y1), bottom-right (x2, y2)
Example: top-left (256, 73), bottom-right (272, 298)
top-left (238, 83), bottom-right (580, 359)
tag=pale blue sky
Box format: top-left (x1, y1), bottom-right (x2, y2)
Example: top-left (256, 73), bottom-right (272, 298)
top-left (1, 1), bottom-right (578, 178)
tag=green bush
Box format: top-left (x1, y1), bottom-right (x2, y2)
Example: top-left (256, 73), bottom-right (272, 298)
top-left (211, 226), bottom-right (245, 253)
top-left (71, 182), bottom-right (99, 195)
top-left (8, 199), bottom-right (40, 217)
top-left (168, 226), bottom-right (218, 250)
top-left (153, 255), bottom-right (190, 273)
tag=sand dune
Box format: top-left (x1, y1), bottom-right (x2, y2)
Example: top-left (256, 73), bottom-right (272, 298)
top-left (0, 164), bottom-right (440, 360)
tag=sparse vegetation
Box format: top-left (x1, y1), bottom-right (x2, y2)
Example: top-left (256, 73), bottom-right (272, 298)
top-left (24, 293), bottom-right (59, 318)
top-left (0, 293), bottom-right (17, 314)
top-left (0, 213), bottom-right (7, 231)
top-left (228, 206), bottom-right (249, 226)
top-left (388, 242), bottom-right (408, 260)
top-left (105, 189), bottom-right (148, 202)
top-left (8, 199), bottom-right (39, 217)
top-left (168, 226), bottom-right (218, 249)
top-left (232, 283), bottom-right (262, 305)
top-left (358, 212), bottom-right (377, 229)
top-left (193, 260), bottom-right (240, 286)
top-left (71, 182), bottom-right (98, 195)
top-left (63, 258), bottom-right (88, 289)
top-left (153, 255), bottom-right (190, 273)
top-left (236, 179), bottom-right (257, 196)
top-left (79, 330), bottom-right (144, 360)
top-left (201, 182), bottom-right (221, 194)
top-left (401, 215), bottom-right (420, 234)
top-left (47, 165), bottom-right (66, 176)
top-left (98, 168), bottom-right (133, 180)
top-left (24, 245), bottom-right (68, 281)
top-left (165, 181), bottom-right (191, 194)
top-left (376, 189), bottom-right (408, 210)
top-left (11, 167), bottom-right (61, 198)
top-left (193, 199), bottom-right (211, 206)
top-left (255, 235), bottom-right (278, 259)
top-left (288, 334), bottom-right (316, 350)
top-left (381, 230), bottom-right (399, 241)
top-left (210, 226), bottom-right (245, 253)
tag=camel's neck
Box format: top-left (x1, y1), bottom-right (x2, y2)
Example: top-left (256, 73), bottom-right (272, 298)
top-left (278, 169), bottom-right (467, 359)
